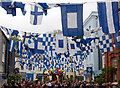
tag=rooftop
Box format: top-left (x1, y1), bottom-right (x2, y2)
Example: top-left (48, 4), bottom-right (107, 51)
top-left (83, 11), bottom-right (98, 26)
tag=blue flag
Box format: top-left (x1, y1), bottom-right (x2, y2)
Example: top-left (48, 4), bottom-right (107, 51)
top-left (113, 31), bottom-right (120, 48)
top-left (30, 3), bottom-right (43, 25)
top-left (61, 4), bottom-right (83, 36)
top-left (8, 40), bottom-right (17, 52)
top-left (87, 67), bottom-right (92, 74)
top-left (55, 34), bottom-right (67, 53)
top-left (97, 2), bottom-right (119, 33)
top-left (30, 3), bottom-right (49, 25)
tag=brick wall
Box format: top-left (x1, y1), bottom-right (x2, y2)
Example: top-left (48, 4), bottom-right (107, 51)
top-left (105, 48), bottom-right (120, 82)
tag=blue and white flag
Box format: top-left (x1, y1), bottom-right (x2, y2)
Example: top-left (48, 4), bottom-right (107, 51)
top-left (28, 37), bottom-right (44, 54)
top-left (64, 51), bottom-right (69, 58)
top-left (55, 34), bottom-right (67, 53)
top-left (68, 40), bottom-right (79, 56)
top-left (87, 67), bottom-right (92, 74)
top-left (39, 64), bottom-right (43, 71)
top-left (1, 26), bottom-right (12, 36)
top-left (113, 31), bottom-right (120, 48)
top-left (33, 53), bottom-right (42, 60)
top-left (1, 1), bottom-right (26, 16)
top-left (17, 41), bottom-right (23, 57)
top-left (41, 33), bottom-right (54, 51)
top-left (22, 32), bottom-right (32, 44)
top-left (82, 43), bottom-right (93, 55)
top-left (73, 38), bottom-right (93, 55)
top-left (61, 4), bottom-right (83, 36)
top-left (99, 34), bottom-right (113, 54)
top-left (30, 3), bottom-right (43, 25)
top-left (80, 52), bottom-right (88, 60)
top-left (97, 1), bottom-right (119, 33)
top-left (8, 40), bottom-right (17, 52)
top-left (64, 64), bottom-right (68, 72)
top-left (1, 26), bottom-right (19, 37)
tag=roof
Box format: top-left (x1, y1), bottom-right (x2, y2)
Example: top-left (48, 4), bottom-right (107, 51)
top-left (83, 11), bottom-right (98, 26)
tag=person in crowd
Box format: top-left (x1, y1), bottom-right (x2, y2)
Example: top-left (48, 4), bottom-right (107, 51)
top-left (90, 82), bottom-right (94, 88)
top-left (102, 83), bottom-right (107, 88)
top-left (33, 79), bottom-right (41, 88)
top-left (2, 79), bottom-right (120, 88)
top-left (48, 81), bottom-right (52, 88)
top-left (3, 83), bottom-right (9, 88)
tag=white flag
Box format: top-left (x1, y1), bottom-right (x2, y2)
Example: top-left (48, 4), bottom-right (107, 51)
top-left (55, 34), bottom-right (67, 53)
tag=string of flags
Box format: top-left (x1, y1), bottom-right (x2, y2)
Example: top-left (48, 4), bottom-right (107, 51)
top-left (1, 23), bottom-right (120, 72)
top-left (8, 27), bottom-right (119, 72)
top-left (0, 0), bottom-right (120, 72)
top-left (0, 1), bottom-right (119, 36)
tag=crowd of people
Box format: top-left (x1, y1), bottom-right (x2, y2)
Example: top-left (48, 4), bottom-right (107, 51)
top-left (2, 79), bottom-right (120, 88)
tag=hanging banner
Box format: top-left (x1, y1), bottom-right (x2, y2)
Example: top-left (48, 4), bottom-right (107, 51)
top-left (97, 1), bottom-right (119, 33)
top-left (61, 4), bottom-right (83, 36)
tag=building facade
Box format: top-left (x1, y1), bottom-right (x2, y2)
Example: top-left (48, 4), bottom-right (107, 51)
top-left (15, 57), bottom-right (44, 81)
top-left (0, 29), bottom-right (15, 87)
top-left (105, 40), bottom-right (120, 82)
top-left (83, 11), bottom-right (104, 82)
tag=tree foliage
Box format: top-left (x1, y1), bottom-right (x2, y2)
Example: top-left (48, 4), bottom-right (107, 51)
top-left (7, 74), bottom-right (21, 84)
top-left (94, 66), bottom-right (116, 84)
top-left (118, 80), bottom-right (120, 86)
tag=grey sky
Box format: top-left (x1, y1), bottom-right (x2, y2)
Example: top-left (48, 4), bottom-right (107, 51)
top-left (0, 0), bottom-right (100, 33)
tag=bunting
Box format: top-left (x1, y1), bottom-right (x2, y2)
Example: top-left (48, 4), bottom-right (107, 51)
top-left (68, 40), bottom-right (78, 55)
top-left (97, 1), bottom-right (119, 33)
top-left (113, 31), bottom-right (120, 48)
top-left (55, 34), bottom-right (67, 53)
top-left (1, 1), bottom-right (26, 16)
top-left (30, 3), bottom-right (43, 25)
top-left (61, 4), bottom-right (83, 36)
top-left (99, 34), bottom-right (113, 54)
top-left (1, 26), bottom-right (19, 37)
top-left (8, 40), bottom-right (17, 52)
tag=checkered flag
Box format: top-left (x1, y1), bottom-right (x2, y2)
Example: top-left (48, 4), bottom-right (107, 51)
top-left (99, 34), bottom-right (113, 54)
top-left (43, 64), bottom-right (48, 71)
top-left (80, 52), bottom-right (88, 60)
top-left (33, 53), bottom-right (42, 60)
top-left (41, 33), bottom-right (54, 51)
top-left (73, 39), bottom-right (81, 48)
top-left (82, 42), bottom-right (93, 54)
top-left (73, 39), bottom-right (93, 54)
top-left (39, 64), bottom-right (43, 71)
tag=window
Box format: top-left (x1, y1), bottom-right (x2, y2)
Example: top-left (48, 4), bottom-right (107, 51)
top-left (112, 57), bottom-right (117, 68)
top-left (102, 55), bottom-right (105, 68)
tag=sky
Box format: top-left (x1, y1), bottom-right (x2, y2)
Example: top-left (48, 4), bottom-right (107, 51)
top-left (0, 0), bottom-right (101, 33)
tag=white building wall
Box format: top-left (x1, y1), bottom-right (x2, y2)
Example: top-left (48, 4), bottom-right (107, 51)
top-left (15, 57), bottom-right (43, 81)
top-left (83, 12), bottom-right (104, 81)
